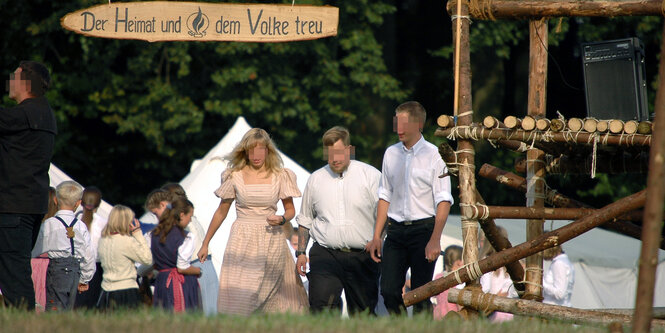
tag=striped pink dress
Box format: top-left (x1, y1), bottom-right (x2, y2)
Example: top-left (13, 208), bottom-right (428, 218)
top-left (215, 168), bottom-right (308, 315)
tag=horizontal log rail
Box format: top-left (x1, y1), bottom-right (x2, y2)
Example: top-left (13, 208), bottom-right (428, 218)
top-left (436, 125), bottom-right (652, 147)
top-left (462, 204), bottom-right (644, 222)
top-left (447, 288), bottom-right (665, 327)
top-left (477, 163), bottom-right (665, 250)
top-left (446, 0), bottom-right (665, 20)
top-left (403, 189), bottom-right (646, 306)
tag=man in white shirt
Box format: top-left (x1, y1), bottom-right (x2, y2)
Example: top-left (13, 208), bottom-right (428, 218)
top-left (296, 126), bottom-right (381, 314)
top-left (542, 244), bottom-right (575, 307)
top-left (367, 101), bottom-right (453, 315)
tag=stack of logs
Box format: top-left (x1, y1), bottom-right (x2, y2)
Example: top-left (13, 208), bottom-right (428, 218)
top-left (438, 114), bottom-right (654, 135)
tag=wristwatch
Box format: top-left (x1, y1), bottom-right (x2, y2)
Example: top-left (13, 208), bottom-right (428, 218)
top-left (296, 250), bottom-right (306, 257)
top-left (279, 215), bottom-right (287, 225)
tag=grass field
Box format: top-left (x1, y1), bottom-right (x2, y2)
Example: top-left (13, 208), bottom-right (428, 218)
top-left (2, 309), bottom-right (662, 333)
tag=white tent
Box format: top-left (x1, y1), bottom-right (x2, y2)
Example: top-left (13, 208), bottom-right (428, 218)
top-left (167, 116), bottom-right (311, 276)
top-left (438, 215), bottom-right (665, 309)
top-left (48, 163), bottom-right (113, 219)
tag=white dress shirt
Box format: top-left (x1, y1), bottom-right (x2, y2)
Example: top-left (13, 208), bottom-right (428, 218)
top-left (297, 160), bottom-right (381, 250)
top-left (32, 210), bottom-right (96, 284)
top-left (543, 253), bottom-right (575, 306)
top-left (145, 230), bottom-right (195, 270)
top-left (378, 135), bottom-right (454, 222)
top-left (75, 211), bottom-right (108, 263)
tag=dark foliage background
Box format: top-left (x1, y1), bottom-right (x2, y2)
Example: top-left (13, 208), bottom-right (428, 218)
top-left (1, 0), bottom-right (659, 218)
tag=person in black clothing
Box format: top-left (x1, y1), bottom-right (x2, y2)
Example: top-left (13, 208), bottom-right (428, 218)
top-left (0, 61), bottom-right (56, 309)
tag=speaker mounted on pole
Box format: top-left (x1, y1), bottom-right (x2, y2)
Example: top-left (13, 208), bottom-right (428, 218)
top-left (582, 38), bottom-right (649, 121)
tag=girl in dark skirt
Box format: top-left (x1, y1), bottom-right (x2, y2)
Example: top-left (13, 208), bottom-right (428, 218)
top-left (151, 198), bottom-right (201, 312)
top-left (97, 205), bottom-right (152, 310)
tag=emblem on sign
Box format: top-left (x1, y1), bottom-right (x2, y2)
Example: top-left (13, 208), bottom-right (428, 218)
top-left (186, 7), bottom-right (209, 38)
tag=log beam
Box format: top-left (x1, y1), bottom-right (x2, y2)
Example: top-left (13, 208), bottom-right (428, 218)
top-left (447, 289), bottom-right (665, 328)
top-left (514, 153), bottom-right (650, 175)
top-left (446, 0), bottom-right (665, 20)
top-left (632, 20), bottom-right (665, 333)
top-left (524, 18), bottom-right (548, 301)
top-left (435, 125), bottom-right (652, 147)
top-left (403, 189), bottom-right (647, 306)
top-left (463, 204), bottom-right (645, 221)
top-left (440, 143), bottom-right (525, 291)
top-left (478, 163), bottom-right (665, 250)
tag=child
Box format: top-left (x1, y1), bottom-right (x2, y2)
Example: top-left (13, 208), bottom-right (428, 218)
top-left (433, 245), bottom-right (464, 320)
top-left (96, 205), bottom-right (152, 310)
top-left (150, 197), bottom-right (201, 312)
top-left (74, 186), bottom-right (108, 309)
top-left (161, 183), bottom-right (218, 315)
top-left (32, 180), bottom-right (95, 311)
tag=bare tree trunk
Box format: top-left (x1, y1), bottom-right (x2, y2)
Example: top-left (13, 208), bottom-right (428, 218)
top-left (631, 20), bottom-right (665, 333)
top-left (524, 19), bottom-right (547, 301)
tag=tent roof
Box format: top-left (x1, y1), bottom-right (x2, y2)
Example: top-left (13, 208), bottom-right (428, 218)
top-left (49, 163), bottom-right (113, 219)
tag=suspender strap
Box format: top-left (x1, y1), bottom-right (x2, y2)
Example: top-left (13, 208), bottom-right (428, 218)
top-left (54, 216), bottom-right (78, 256)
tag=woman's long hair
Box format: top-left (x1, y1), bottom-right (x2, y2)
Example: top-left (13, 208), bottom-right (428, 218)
top-left (152, 197), bottom-right (193, 244)
top-left (226, 128), bottom-right (283, 178)
top-left (80, 186), bottom-right (102, 230)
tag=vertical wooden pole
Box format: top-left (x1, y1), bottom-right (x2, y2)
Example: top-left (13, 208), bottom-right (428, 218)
top-left (452, 0), bottom-right (480, 286)
top-left (631, 21), bottom-right (665, 333)
top-left (524, 19), bottom-right (548, 301)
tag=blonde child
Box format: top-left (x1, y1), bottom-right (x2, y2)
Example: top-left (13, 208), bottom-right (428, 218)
top-left (32, 181), bottom-right (95, 311)
top-left (97, 205), bottom-right (152, 310)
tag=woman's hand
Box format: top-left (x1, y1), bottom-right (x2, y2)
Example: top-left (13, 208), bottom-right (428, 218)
top-left (197, 244), bottom-right (209, 262)
top-left (130, 218), bottom-right (141, 233)
top-left (266, 215), bottom-right (284, 226)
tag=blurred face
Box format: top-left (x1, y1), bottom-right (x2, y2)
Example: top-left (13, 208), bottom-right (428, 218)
top-left (326, 139), bottom-right (351, 174)
top-left (451, 259), bottom-right (464, 271)
top-left (290, 234), bottom-right (298, 251)
top-left (178, 209), bottom-right (193, 228)
top-left (248, 143), bottom-right (267, 168)
top-left (8, 67), bottom-right (30, 100)
top-left (150, 201), bottom-right (168, 219)
top-left (394, 112), bottom-right (422, 147)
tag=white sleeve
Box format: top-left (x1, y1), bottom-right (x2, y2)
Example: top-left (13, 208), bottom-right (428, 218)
top-left (377, 151), bottom-right (393, 203)
top-left (543, 260), bottom-right (571, 301)
top-left (31, 222), bottom-right (46, 257)
top-left (176, 232), bottom-right (195, 270)
top-left (432, 157), bottom-right (454, 206)
top-left (296, 175), bottom-right (316, 229)
top-left (77, 223), bottom-right (96, 284)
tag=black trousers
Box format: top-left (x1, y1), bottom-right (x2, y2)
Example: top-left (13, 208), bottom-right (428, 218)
top-left (75, 262), bottom-right (103, 309)
top-left (307, 242), bottom-right (379, 315)
top-left (380, 220), bottom-right (436, 315)
top-left (0, 213), bottom-right (42, 310)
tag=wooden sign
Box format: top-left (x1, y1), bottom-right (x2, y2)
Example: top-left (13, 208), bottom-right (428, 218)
top-left (61, 1), bottom-right (339, 42)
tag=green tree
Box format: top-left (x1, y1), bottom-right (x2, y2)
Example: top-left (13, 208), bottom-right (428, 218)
top-left (0, 0), bottom-right (407, 211)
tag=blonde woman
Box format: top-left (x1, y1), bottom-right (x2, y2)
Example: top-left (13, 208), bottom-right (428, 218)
top-left (97, 205), bottom-right (152, 310)
top-left (197, 128), bottom-right (308, 315)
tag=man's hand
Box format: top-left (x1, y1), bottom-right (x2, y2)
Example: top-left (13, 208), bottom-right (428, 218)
top-left (296, 254), bottom-right (308, 276)
top-left (366, 238), bottom-right (383, 263)
top-left (424, 239), bottom-right (441, 263)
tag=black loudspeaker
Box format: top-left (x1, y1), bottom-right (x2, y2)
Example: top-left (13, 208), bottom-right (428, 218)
top-left (582, 38), bottom-right (649, 121)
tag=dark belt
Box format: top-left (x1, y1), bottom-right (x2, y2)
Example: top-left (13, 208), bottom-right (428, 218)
top-left (316, 242), bottom-right (364, 253)
top-left (388, 216), bottom-right (434, 226)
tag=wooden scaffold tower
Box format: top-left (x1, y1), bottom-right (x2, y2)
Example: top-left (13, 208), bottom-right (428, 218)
top-left (403, 1), bottom-right (665, 332)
